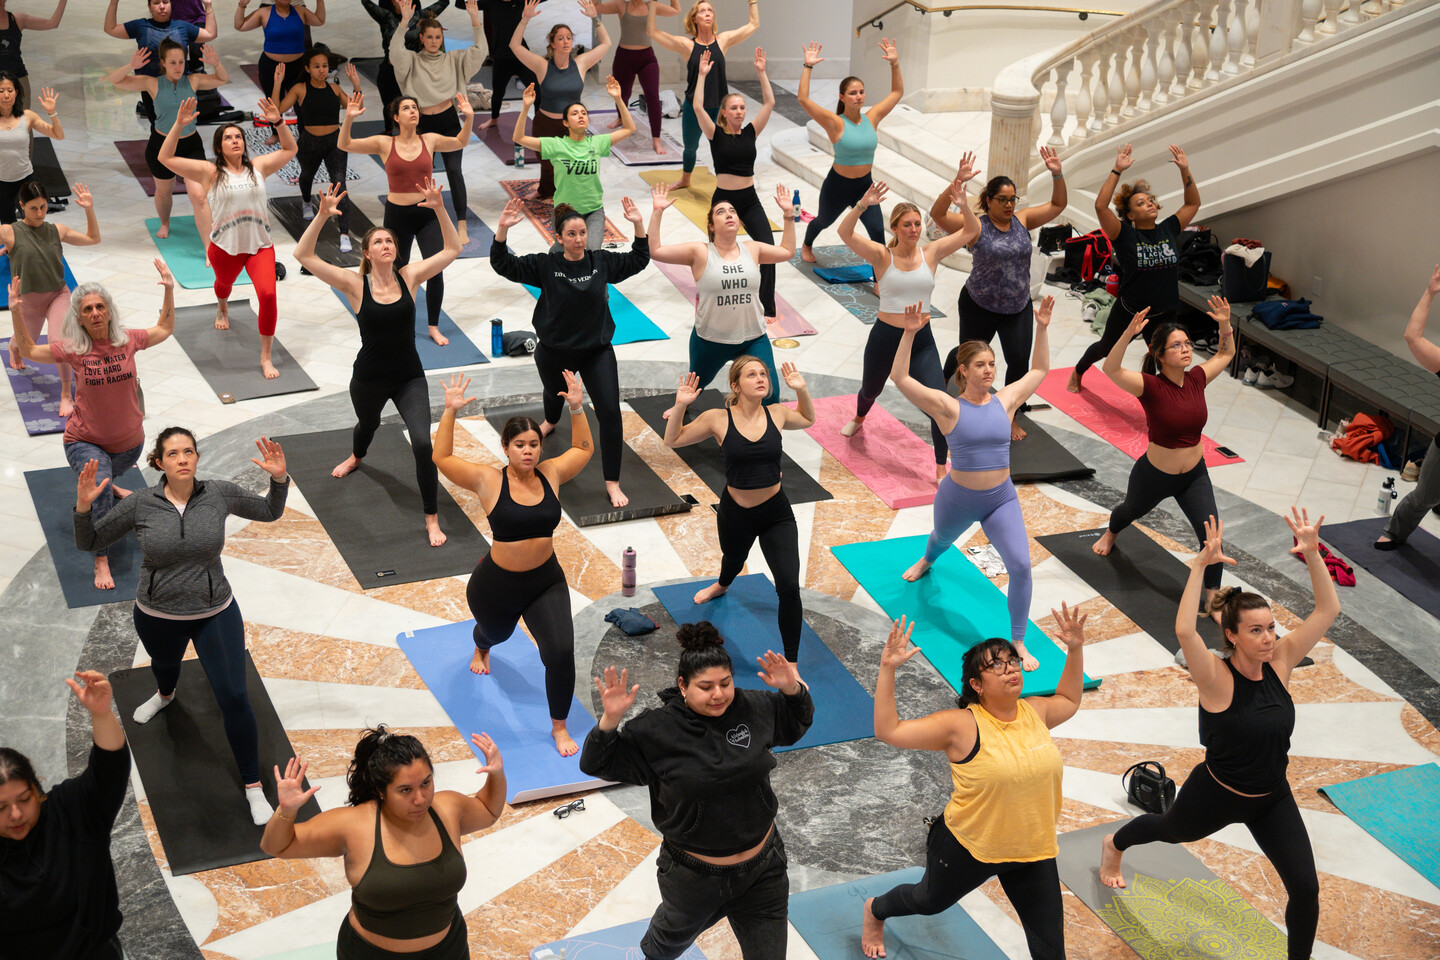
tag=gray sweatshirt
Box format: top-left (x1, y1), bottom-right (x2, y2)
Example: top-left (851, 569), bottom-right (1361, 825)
top-left (74, 477), bottom-right (288, 616)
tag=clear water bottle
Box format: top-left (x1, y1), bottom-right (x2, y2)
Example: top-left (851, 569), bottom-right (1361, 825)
top-left (491, 318), bottom-right (503, 357)
top-left (514, 143), bottom-right (525, 168)
top-left (621, 546), bottom-right (636, 597)
top-left (792, 188), bottom-right (801, 224)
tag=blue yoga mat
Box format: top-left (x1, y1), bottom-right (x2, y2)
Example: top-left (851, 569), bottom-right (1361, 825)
top-left (790, 867), bottom-right (1008, 960)
top-left (830, 535), bottom-right (1099, 699)
top-left (144, 216), bottom-right (247, 291)
top-left (523, 283), bottom-right (668, 346)
top-left (651, 574), bottom-right (875, 751)
top-left (0, 251), bottom-right (77, 306)
top-left (26, 465), bottom-right (149, 609)
top-left (330, 285), bottom-right (488, 369)
top-left (397, 621), bottom-right (609, 803)
top-left (531, 919), bottom-right (706, 960)
top-left (1320, 762), bottom-right (1440, 888)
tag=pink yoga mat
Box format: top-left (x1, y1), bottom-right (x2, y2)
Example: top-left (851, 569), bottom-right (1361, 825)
top-left (1035, 367), bottom-right (1244, 466)
top-left (654, 260), bottom-right (817, 339)
top-left (787, 394), bottom-right (938, 509)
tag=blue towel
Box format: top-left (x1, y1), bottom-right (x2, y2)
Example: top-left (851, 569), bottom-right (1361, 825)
top-left (813, 263), bottom-right (876, 284)
top-left (1251, 298), bottom-right (1322, 330)
top-left (604, 607), bottom-right (656, 636)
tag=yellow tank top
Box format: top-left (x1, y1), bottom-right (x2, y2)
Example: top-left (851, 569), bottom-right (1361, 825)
top-left (942, 701), bottom-right (1063, 863)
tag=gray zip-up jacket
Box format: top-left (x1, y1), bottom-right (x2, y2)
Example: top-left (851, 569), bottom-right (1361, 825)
top-left (74, 477), bottom-right (288, 615)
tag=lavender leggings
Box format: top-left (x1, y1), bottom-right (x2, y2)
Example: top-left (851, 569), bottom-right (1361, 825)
top-left (924, 476), bottom-right (1033, 647)
top-left (611, 45), bottom-right (662, 139)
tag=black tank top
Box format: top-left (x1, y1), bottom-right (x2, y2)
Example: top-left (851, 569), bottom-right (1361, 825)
top-left (710, 122), bottom-right (756, 178)
top-left (721, 406), bottom-right (782, 490)
top-left (487, 468), bottom-right (561, 542)
top-left (353, 275), bottom-right (423, 382)
top-left (350, 805), bottom-right (466, 939)
top-left (684, 39), bottom-right (726, 113)
top-left (1198, 659), bottom-right (1295, 794)
top-left (298, 80), bottom-right (341, 128)
top-left (0, 15), bottom-right (24, 78)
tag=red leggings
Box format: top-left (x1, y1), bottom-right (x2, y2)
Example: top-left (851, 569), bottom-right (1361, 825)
top-left (207, 244), bottom-right (278, 335)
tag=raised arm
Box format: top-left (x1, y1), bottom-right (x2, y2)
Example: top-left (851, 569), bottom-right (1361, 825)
top-left (251, 98), bottom-right (298, 178)
top-left (401, 179), bottom-right (462, 288)
top-left (778, 363), bottom-right (814, 428)
top-left (864, 38), bottom-right (902, 127)
top-left (108, 48), bottom-right (158, 93)
top-left (259, 758), bottom-right (348, 859)
top-left (196, 0), bottom-right (217, 41)
top-left (234, 0), bottom-right (266, 32)
top-left (426, 94), bottom-right (474, 152)
top-left (339, 92), bottom-right (387, 155)
top-left (55, 183), bottom-right (101, 246)
top-left (294, 186), bottom-right (363, 295)
top-left (1169, 144), bottom-right (1200, 228)
top-left (448, 733), bottom-right (505, 834)
top-left (490, 200), bottom-right (551, 284)
top-left (718, 0), bottom-right (759, 50)
top-left (874, 618), bottom-right (973, 753)
top-left (26, 87), bottom-right (62, 140)
top-left (73, 461), bottom-right (140, 551)
top-left (1095, 143), bottom-right (1130, 241)
top-left (662, 373), bottom-right (724, 448)
top-left (646, 0), bottom-right (691, 54)
top-left (7, 281), bottom-right (57, 363)
top-left (796, 42), bottom-right (843, 139)
top-left (575, 0), bottom-right (612, 72)
top-left (103, 0), bottom-right (128, 38)
top-left (924, 184), bottom-right (982, 264)
top-left (158, 98), bottom-right (216, 183)
top-left (67, 671), bottom-right (125, 754)
top-left (1100, 305), bottom-right (1150, 398)
top-left (1176, 516), bottom-right (1233, 695)
top-left (605, 74), bottom-right (637, 145)
top-left (747, 184), bottom-right (794, 264)
top-left (890, 310), bottom-right (958, 426)
top-left (691, 52), bottom-right (718, 139)
top-left (1198, 295), bottom-right (1236, 383)
top-left (1029, 603), bottom-right (1086, 728)
top-left (300, 0), bottom-right (327, 25)
top-left (144, 258), bottom-right (176, 346)
top-left (750, 47), bottom-right (775, 133)
top-left (929, 152), bottom-right (981, 238)
top-left (838, 180), bottom-right (889, 268)
top-left (645, 183), bottom-right (704, 267)
top-left (512, 84), bottom-right (543, 149)
top-left (1404, 266), bottom-right (1440, 373)
top-left (20, 0), bottom-right (69, 31)
top-left (998, 296), bottom-right (1052, 409)
top-left (191, 44), bottom-right (230, 90)
top-left (544, 371), bottom-right (595, 484)
top-left (1273, 508), bottom-right (1340, 679)
top-left (433, 375), bottom-right (499, 493)
top-left (510, 0), bottom-right (550, 76)
top-left (1017, 146), bottom-right (1067, 229)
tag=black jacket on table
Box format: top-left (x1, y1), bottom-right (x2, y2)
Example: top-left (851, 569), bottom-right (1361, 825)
top-left (489, 236), bottom-right (650, 352)
top-left (579, 685), bottom-right (814, 857)
top-left (0, 742), bottom-right (131, 960)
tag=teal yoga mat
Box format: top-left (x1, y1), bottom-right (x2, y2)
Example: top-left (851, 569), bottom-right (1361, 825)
top-left (830, 535), bottom-right (1099, 698)
top-left (523, 283), bottom-right (667, 346)
top-left (145, 216), bottom-right (248, 291)
top-left (1320, 763), bottom-right (1440, 887)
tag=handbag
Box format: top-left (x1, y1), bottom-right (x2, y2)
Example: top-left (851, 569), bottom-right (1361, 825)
top-left (1063, 229), bottom-right (1113, 282)
top-left (1038, 223), bottom-right (1074, 254)
top-left (1122, 761), bottom-right (1176, 814)
top-left (1222, 250), bottom-right (1272, 302)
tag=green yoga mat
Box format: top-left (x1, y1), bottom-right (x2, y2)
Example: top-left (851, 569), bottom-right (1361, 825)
top-left (1320, 763), bottom-right (1440, 888)
top-left (145, 216), bottom-right (252, 291)
top-left (522, 283), bottom-right (667, 346)
top-left (831, 535), bottom-right (1098, 698)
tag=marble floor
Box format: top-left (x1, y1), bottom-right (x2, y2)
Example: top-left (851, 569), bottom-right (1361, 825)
top-left (3, 6), bottom-right (1439, 960)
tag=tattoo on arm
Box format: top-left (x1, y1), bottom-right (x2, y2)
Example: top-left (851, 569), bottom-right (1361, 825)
top-left (579, 440), bottom-right (592, 450)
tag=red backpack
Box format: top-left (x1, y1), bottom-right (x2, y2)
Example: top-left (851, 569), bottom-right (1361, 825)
top-left (1063, 229), bottom-right (1115, 282)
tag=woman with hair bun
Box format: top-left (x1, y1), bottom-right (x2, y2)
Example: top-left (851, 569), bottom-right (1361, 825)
top-left (580, 621), bottom-right (812, 960)
top-left (432, 371), bottom-right (592, 755)
top-left (261, 725), bottom-right (506, 960)
top-left (1100, 511), bottom-right (1338, 960)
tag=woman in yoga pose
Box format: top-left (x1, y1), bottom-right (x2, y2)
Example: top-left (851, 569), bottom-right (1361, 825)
top-left (433, 372), bottom-right (591, 755)
top-left (274, 46), bottom-right (360, 250)
top-left (836, 180), bottom-right (976, 478)
top-left (234, 0), bottom-right (327, 105)
top-left (580, 621), bottom-right (811, 960)
top-left (1100, 511), bottom-right (1337, 960)
top-left (663, 357), bottom-right (815, 661)
top-left (296, 183), bottom-right (461, 548)
top-left (341, 89), bottom-right (473, 346)
top-left (0, 72), bottom-right (59, 224)
top-left (862, 608), bottom-right (1087, 959)
top-left (0, 0), bottom-right (69, 111)
top-left (647, 0), bottom-right (758, 190)
top-left (490, 195), bottom-right (649, 509)
top-left (478, 0), bottom-right (534, 133)
top-left (595, 0), bottom-right (678, 154)
top-left (889, 294), bottom-right (1054, 671)
top-left (261, 726), bottom-right (506, 960)
top-left (1377, 266), bottom-right (1440, 550)
top-left (359, 0), bottom-right (450, 127)
top-left (1070, 142), bottom-right (1201, 391)
top-left (74, 426), bottom-right (291, 826)
top-left (796, 38), bottom-right (901, 262)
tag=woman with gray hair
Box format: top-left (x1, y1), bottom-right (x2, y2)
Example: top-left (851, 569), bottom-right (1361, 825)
top-left (8, 257), bottom-right (175, 590)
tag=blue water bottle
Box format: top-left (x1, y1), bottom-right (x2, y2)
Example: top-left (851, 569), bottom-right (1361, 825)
top-left (491, 318), bottom-right (504, 357)
top-left (792, 188), bottom-right (801, 224)
top-left (514, 143), bottom-right (525, 168)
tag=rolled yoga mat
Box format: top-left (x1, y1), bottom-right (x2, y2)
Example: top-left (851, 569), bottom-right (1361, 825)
top-left (788, 247), bottom-right (946, 326)
top-left (330, 285), bottom-right (489, 370)
top-left (273, 423), bottom-right (490, 588)
top-left (653, 259), bottom-right (817, 339)
top-left (111, 652), bottom-right (322, 875)
top-left (397, 621), bottom-right (610, 804)
top-left (637, 166), bottom-right (778, 234)
top-left (171, 301), bottom-right (320, 402)
top-left (830, 534), bottom-right (1100, 699)
top-left (145, 216), bottom-right (247, 290)
top-left (790, 393), bottom-right (938, 510)
top-left (626, 390), bottom-right (832, 506)
top-left (531, 919), bottom-right (707, 960)
top-left (651, 574), bottom-right (875, 752)
top-left (1319, 762), bottom-right (1440, 888)
top-left (26, 464), bottom-right (148, 609)
top-left (520, 282), bottom-right (667, 346)
top-left (269, 195), bottom-right (377, 268)
top-left (483, 401), bottom-right (692, 526)
top-left (1314, 517), bottom-right (1440, 621)
top-left (1009, 412), bottom-right (1095, 483)
top-left (500, 178), bottom-right (629, 245)
top-left (115, 139), bottom-right (186, 196)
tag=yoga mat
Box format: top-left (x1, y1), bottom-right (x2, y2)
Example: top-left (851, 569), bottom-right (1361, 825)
top-left (652, 574), bottom-right (875, 752)
top-left (1035, 367), bottom-right (1243, 467)
top-left (609, 129), bottom-right (685, 165)
top-left (788, 247), bottom-right (945, 326)
top-left (789, 867), bottom-right (1008, 960)
top-left (831, 535), bottom-right (1099, 698)
top-left (330, 285), bottom-right (489, 369)
top-left (26, 464), bottom-right (148, 609)
top-left (269, 195), bottom-right (377, 267)
top-left (1320, 763), bottom-right (1440, 888)
top-left (352, 121), bottom-right (447, 172)
top-left (273, 424), bottom-right (489, 588)
top-left (520, 282), bottom-right (667, 346)
top-left (110, 654), bottom-right (322, 876)
top-left (531, 919), bottom-right (707, 960)
top-left (792, 393), bottom-right (937, 510)
top-left (1056, 822), bottom-right (1290, 960)
top-left (116, 139), bottom-right (187, 196)
top-left (483, 400), bottom-right (691, 526)
top-left (1035, 527), bottom-right (1223, 655)
top-left (0, 251), bottom-right (77, 307)
top-left (476, 111), bottom-right (540, 166)
top-left (31, 139), bottom-right (71, 199)
top-left (638, 166), bottom-right (778, 233)
top-left (653, 259), bottom-right (816, 339)
top-left (2, 336), bottom-right (66, 435)
top-left (397, 621), bottom-right (609, 804)
top-left (626, 390), bottom-right (832, 506)
top-left (171, 302), bottom-right (320, 401)
top-left (1009, 412), bottom-right (1094, 484)
top-left (145, 216), bottom-right (245, 290)
top-left (814, 264), bottom-right (875, 284)
top-left (243, 126), bottom-right (363, 186)
top-left (500, 178), bottom-right (628, 245)
top-left (378, 191), bottom-right (492, 260)
top-left (1317, 518), bottom-right (1440, 621)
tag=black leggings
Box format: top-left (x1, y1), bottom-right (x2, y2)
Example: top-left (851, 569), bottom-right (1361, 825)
top-left (871, 819), bottom-right (1064, 960)
top-left (297, 129), bottom-right (349, 232)
top-left (133, 602), bottom-right (260, 785)
top-left (417, 105), bottom-right (467, 224)
top-left (349, 375), bottom-right (439, 515)
top-left (1074, 298), bottom-right (1173, 380)
top-left (377, 60), bottom-right (401, 134)
top-left (959, 286), bottom-right (1034, 387)
top-left (857, 320), bottom-right (949, 465)
top-left (534, 341), bottom-right (623, 482)
top-left (1114, 761), bottom-right (1317, 960)
top-left (716, 489), bottom-right (801, 661)
top-left (259, 52), bottom-right (307, 102)
top-left (1109, 455), bottom-right (1222, 589)
top-left (337, 906), bottom-right (468, 960)
top-left (383, 200), bottom-right (444, 327)
top-left (711, 184), bottom-right (776, 319)
top-left (488, 52), bottom-right (537, 121)
top-left (802, 168), bottom-right (883, 249)
top-left (466, 554), bottom-right (574, 721)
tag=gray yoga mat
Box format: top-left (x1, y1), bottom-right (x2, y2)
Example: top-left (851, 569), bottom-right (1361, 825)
top-left (26, 464), bottom-right (148, 609)
top-left (483, 401), bottom-right (692, 526)
top-left (1009, 412), bottom-right (1094, 484)
top-left (32, 138), bottom-right (71, 199)
top-left (1318, 517), bottom-right (1440, 621)
top-left (171, 302), bottom-right (319, 403)
top-left (273, 423), bottom-right (489, 588)
top-left (269, 195), bottom-right (377, 268)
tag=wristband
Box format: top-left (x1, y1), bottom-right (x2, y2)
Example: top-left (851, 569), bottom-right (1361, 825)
top-left (274, 808), bottom-right (295, 822)
top-left (1110, 168), bottom-right (1122, 176)
top-left (1051, 173), bottom-right (1062, 180)
top-left (568, 404), bottom-right (583, 414)
top-left (802, 64), bottom-right (813, 70)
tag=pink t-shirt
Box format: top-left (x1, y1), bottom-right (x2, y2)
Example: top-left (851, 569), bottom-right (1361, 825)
top-left (50, 328), bottom-right (151, 453)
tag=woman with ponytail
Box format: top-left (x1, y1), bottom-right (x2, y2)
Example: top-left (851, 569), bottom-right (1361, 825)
top-left (1100, 511), bottom-right (1337, 960)
top-left (261, 725), bottom-right (506, 960)
top-left (580, 621), bottom-right (812, 960)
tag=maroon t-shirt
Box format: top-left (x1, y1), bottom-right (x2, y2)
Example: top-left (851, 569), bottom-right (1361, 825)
top-left (1139, 365), bottom-right (1207, 448)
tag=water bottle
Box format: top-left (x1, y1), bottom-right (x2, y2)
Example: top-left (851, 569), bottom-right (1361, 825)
top-left (1377, 477), bottom-right (1396, 514)
top-left (621, 546), bottom-right (636, 597)
top-left (514, 143), bottom-right (525, 168)
top-left (791, 188), bottom-right (801, 225)
top-left (491, 318), bottom-right (503, 357)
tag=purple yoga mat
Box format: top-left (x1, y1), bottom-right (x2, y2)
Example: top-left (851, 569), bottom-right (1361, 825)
top-left (115, 140), bottom-right (185, 196)
top-left (2, 336), bottom-right (66, 436)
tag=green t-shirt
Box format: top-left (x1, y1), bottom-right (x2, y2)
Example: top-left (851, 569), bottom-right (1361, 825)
top-left (540, 134), bottom-right (613, 215)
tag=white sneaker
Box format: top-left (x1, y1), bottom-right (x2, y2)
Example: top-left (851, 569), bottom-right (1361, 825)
top-left (1242, 365), bottom-right (1261, 385)
top-left (338, 234), bottom-right (352, 254)
top-left (302, 201), bottom-right (315, 221)
top-left (1256, 367), bottom-right (1293, 389)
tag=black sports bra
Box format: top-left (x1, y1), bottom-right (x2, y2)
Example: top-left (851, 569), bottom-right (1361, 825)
top-left (721, 407), bottom-right (783, 490)
top-left (350, 806), bottom-right (466, 939)
top-left (487, 468), bottom-right (562, 542)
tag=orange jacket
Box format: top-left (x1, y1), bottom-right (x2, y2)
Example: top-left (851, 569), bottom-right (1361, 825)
top-left (1331, 413), bottom-right (1394, 464)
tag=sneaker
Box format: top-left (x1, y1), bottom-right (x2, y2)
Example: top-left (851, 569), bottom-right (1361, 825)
top-left (302, 201), bottom-right (315, 221)
top-left (338, 234), bottom-right (352, 254)
top-left (1193, 337), bottom-right (1211, 353)
top-left (1402, 460), bottom-right (1420, 482)
top-left (274, 262), bottom-right (287, 281)
top-left (1242, 365), bottom-right (1261, 385)
top-left (1256, 367), bottom-right (1293, 389)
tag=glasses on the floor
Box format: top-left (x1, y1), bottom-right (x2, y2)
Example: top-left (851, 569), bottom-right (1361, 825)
top-left (983, 658), bottom-right (1025, 675)
top-left (1165, 340), bottom-right (1195, 352)
top-left (553, 798), bottom-right (586, 819)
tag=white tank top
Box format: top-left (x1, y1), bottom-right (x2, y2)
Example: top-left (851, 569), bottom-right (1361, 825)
top-left (208, 168), bottom-right (272, 255)
top-left (694, 242), bottom-right (765, 344)
top-left (876, 253), bottom-right (936, 314)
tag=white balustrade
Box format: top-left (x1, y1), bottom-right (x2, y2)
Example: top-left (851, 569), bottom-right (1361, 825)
top-left (1091, 46), bottom-right (1112, 132)
top-left (1073, 50), bottom-right (1098, 141)
top-left (1172, 6), bottom-right (1194, 97)
top-left (1155, 14), bottom-right (1176, 103)
top-left (1299, 0), bottom-right (1323, 40)
top-left (1340, 0), bottom-right (1367, 24)
top-left (1209, 0), bottom-right (1233, 79)
top-left (1048, 61), bottom-right (1073, 147)
top-left (1107, 41), bottom-right (1127, 123)
top-left (1123, 30), bottom-right (1144, 116)
top-left (1320, 0), bottom-right (1345, 32)
top-left (1138, 24), bottom-right (1160, 109)
top-left (1191, 0), bottom-right (1215, 87)
top-left (1244, 0), bottom-right (1262, 65)
top-left (1226, 0), bottom-right (1249, 72)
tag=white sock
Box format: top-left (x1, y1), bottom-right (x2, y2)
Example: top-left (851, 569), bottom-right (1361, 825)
top-left (132, 691), bottom-right (174, 724)
top-left (246, 786), bottom-right (274, 826)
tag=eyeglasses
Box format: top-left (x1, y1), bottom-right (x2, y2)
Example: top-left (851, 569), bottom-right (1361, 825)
top-left (991, 196), bottom-right (1019, 206)
top-left (983, 658), bottom-right (1025, 675)
top-left (553, 798), bottom-right (585, 819)
top-left (1164, 340), bottom-right (1195, 352)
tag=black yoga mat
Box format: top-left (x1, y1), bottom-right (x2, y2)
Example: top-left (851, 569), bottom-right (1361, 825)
top-left (26, 465), bottom-right (148, 609)
top-left (31, 139), bottom-right (71, 199)
top-left (626, 390), bottom-right (833, 506)
top-left (483, 401), bottom-right (692, 526)
top-left (172, 301), bottom-right (320, 402)
top-left (269, 195), bottom-right (377, 268)
top-left (1321, 517), bottom-right (1440, 620)
top-left (110, 653), bottom-right (322, 876)
top-left (274, 423), bottom-right (489, 587)
top-left (1009, 412), bottom-right (1094, 484)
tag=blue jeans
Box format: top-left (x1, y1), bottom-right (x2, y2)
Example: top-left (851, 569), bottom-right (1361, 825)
top-left (64, 440), bottom-right (143, 558)
top-left (687, 328), bottom-right (778, 404)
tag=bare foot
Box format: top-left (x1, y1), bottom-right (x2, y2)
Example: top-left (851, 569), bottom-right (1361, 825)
top-left (1011, 422), bottom-right (1027, 442)
top-left (1013, 643), bottom-right (1041, 672)
top-left (693, 581), bottom-right (728, 604)
top-left (652, 137), bottom-right (666, 155)
top-left (155, 221), bottom-right (171, 239)
top-left (673, 174), bottom-right (691, 190)
top-left (470, 648), bottom-right (491, 675)
top-left (606, 481), bottom-right (629, 509)
top-left (902, 557), bottom-right (932, 582)
top-left (331, 455), bottom-right (362, 478)
top-left (606, 115), bottom-right (621, 129)
top-left (59, 396), bottom-right (74, 418)
top-left (261, 359), bottom-right (280, 380)
top-left (428, 326), bottom-right (450, 346)
top-left (840, 416), bottom-right (864, 438)
top-left (1099, 834), bottom-right (1127, 889)
top-left (264, 133), bottom-right (279, 147)
top-left (112, 485), bottom-right (133, 499)
top-left (552, 721), bottom-right (579, 757)
top-left (538, 420), bottom-right (555, 439)
top-left (1067, 369), bottom-right (1083, 393)
top-left (1091, 530), bottom-right (1116, 556)
top-left (425, 513), bottom-right (447, 547)
top-left (214, 303), bottom-right (230, 331)
top-left (800, 245), bottom-right (818, 264)
top-left (8, 349), bottom-right (24, 370)
top-left (457, 223), bottom-right (470, 247)
top-left (861, 897), bottom-right (886, 959)
top-left (93, 556), bottom-right (115, 591)
top-left (477, 117), bottom-right (497, 131)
